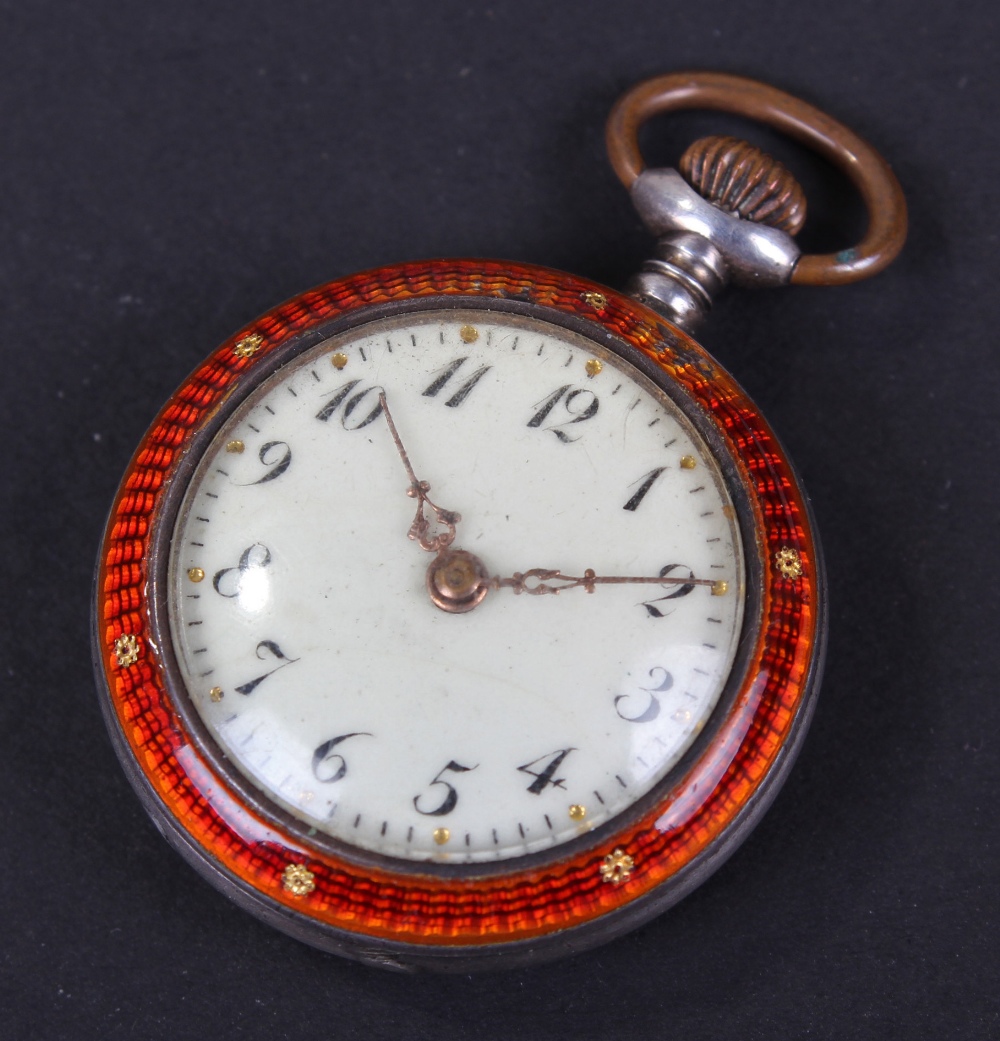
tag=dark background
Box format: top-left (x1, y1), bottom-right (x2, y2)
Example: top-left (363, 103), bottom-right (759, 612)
top-left (2, 1), bottom-right (997, 1038)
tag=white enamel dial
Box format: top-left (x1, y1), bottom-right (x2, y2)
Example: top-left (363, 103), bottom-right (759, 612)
top-left (167, 309), bottom-right (745, 864)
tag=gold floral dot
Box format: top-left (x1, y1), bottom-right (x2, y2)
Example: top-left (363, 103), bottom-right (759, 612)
top-left (581, 291), bottom-right (607, 310)
top-left (113, 634), bottom-right (140, 668)
top-left (584, 359), bottom-right (603, 378)
top-left (282, 863), bottom-right (316, 897)
top-left (187, 567), bottom-right (205, 583)
top-left (233, 333), bottom-right (264, 359)
top-left (569, 804), bottom-right (587, 821)
top-left (680, 455), bottom-right (697, 470)
top-left (459, 325), bottom-right (479, 344)
top-left (775, 546), bottom-right (803, 580)
top-left (600, 848), bottom-right (634, 885)
top-left (209, 686), bottom-right (224, 703)
top-left (711, 580), bottom-right (729, 597)
top-left (331, 352), bottom-right (349, 369)
top-left (433, 828), bottom-right (451, 845)
top-left (225, 440), bottom-right (245, 454)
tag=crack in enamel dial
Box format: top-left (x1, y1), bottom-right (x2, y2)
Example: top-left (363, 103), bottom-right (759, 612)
top-left (167, 309), bottom-right (746, 865)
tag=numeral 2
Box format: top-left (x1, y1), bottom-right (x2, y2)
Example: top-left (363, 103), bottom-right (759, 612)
top-left (641, 564), bottom-right (696, 617)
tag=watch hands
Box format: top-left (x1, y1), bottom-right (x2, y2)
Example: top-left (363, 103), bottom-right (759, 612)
top-left (379, 392), bottom-right (461, 554)
top-left (491, 568), bottom-right (727, 596)
top-left (427, 546), bottom-right (727, 615)
top-left (376, 394), bottom-right (727, 610)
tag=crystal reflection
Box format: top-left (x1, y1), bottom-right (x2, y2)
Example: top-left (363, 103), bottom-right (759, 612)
top-left (618, 644), bottom-right (727, 793)
top-left (211, 542), bottom-right (273, 614)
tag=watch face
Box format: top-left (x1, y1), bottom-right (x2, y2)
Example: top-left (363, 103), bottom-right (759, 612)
top-left (165, 309), bottom-right (745, 865)
top-left (95, 260), bottom-right (822, 968)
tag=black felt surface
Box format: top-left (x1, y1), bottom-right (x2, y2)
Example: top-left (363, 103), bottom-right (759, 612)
top-left (2, 1), bottom-right (998, 1038)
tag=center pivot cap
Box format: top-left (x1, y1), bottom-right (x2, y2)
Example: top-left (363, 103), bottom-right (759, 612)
top-left (427, 549), bottom-right (490, 613)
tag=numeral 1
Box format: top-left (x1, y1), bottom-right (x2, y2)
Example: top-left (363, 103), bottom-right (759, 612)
top-left (623, 467), bottom-right (666, 511)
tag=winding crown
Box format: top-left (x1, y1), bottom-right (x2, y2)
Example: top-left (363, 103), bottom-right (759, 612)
top-left (678, 135), bottom-right (806, 235)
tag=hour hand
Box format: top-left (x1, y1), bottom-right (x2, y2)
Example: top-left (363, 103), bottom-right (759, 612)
top-left (379, 392), bottom-right (461, 553)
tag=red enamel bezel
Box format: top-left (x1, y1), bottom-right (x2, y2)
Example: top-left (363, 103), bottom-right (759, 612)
top-left (95, 259), bottom-right (821, 963)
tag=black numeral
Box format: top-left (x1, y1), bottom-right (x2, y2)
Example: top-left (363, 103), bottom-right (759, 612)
top-left (615, 667), bottom-right (673, 723)
top-left (212, 543), bottom-right (272, 598)
top-left (517, 748), bottom-right (575, 794)
top-left (527, 385), bottom-right (599, 443)
top-left (316, 380), bottom-right (385, 429)
top-left (234, 640), bottom-right (298, 695)
top-left (312, 732), bottom-right (371, 784)
top-left (241, 440), bottom-right (291, 485)
top-left (623, 467), bottom-right (666, 511)
top-left (413, 760), bottom-right (477, 816)
top-left (422, 357), bottom-right (492, 407)
top-left (641, 564), bottom-right (696, 617)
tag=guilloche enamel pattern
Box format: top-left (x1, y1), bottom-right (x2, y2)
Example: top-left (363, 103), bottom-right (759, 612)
top-left (93, 73), bottom-right (905, 970)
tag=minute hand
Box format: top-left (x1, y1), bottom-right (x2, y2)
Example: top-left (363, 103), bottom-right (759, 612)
top-left (490, 568), bottom-right (728, 596)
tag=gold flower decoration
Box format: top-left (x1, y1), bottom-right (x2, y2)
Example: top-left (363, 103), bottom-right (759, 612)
top-left (233, 332), bottom-right (265, 359)
top-left (282, 863), bottom-right (316, 897)
top-left (113, 633), bottom-right (140, 668)
top-left (600, 848), bottom-right (635, 886)
top-left (775, 546), bottom-right (803, 580)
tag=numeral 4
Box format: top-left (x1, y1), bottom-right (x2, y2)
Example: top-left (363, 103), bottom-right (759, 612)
top-left (517, 748), bottom-right (575, 794)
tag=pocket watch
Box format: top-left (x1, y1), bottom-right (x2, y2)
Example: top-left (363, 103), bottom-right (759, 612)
top-left (93, 73), bottom-right (906, 971)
